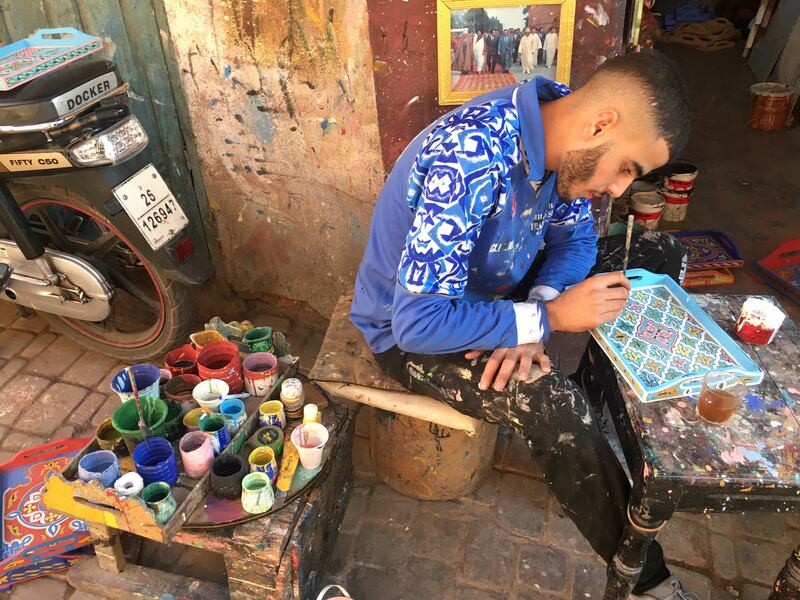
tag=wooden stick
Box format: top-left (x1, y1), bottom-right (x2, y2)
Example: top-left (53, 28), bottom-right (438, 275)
top-left (623, 215), bottom-right (635, 274)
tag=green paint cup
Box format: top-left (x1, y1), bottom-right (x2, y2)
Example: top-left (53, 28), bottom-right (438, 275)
top-left (141, 482), bottom-right (177, 524)
top-left (241, 472), bottom-right (274, 514)
top-left (243, 327), bottom-right (274, 353)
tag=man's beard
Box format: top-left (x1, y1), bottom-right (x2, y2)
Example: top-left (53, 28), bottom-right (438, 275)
top-left (556, 142), bottom-right (611, 199)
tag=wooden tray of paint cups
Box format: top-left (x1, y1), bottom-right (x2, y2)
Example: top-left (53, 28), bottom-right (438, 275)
top-left (182, 374), bottom-right (342, 529)
top-left (42, 357), bottom-right (299, 543)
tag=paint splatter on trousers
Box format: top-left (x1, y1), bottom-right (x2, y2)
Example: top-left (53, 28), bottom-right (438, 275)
top-left (374, 230), bottom-right (685, 593)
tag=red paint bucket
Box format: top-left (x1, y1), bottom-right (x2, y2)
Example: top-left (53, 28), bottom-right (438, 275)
top-left (164, 344), bottom-right (199, 376)
top-left (197, 341), bottom-right (243, 394)
top-left (662, 161), bottom-right (698, 192)
top-left (242, 352), bottom-right (279, 397)
top-left (660, 187), bottom-right (691, 222)
top-left (748, 83), bottom-right (793, 132)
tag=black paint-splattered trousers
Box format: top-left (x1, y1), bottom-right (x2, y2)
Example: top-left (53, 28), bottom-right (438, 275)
top-left (374, 229), bottom-right (686, 594)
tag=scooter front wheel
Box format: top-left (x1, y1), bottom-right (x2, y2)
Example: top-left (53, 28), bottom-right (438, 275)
top-left (10, 185), bottom-right (195, 361)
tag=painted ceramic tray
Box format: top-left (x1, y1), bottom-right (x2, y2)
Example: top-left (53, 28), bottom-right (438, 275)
top-left (674, 230), bottom-right (744, 271)
top-left (591, 269), bottom-right (763, 403)
top-left (0, 28), bottom-right (102, 91)
top-left (682, 267), bottom-right (734, 288)
top-left (1, 439), bottom-right (91, 590)
top-left (754, 238), bottom-right (800, 305)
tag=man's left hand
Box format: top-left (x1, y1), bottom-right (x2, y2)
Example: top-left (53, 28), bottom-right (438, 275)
top-left (465, 343), bottom-right (551, 392)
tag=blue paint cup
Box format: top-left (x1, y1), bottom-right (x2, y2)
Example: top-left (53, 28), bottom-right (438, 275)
top-left (78, 450), bottom-right (121, 488)
top-left (199, 413), bottom-right (230, 455)
top-left (110, 363), bottom-right (162, 402)
top-left (133, 437), bottom-right (178, 487)
top-left (220, 398), bottom-right (246, 435)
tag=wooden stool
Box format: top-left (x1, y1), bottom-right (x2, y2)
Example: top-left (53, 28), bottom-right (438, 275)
top-left (311, 293), bottom-right (497, 501)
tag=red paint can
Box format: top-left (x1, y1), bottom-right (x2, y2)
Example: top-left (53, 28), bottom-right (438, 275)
top-left (197, 341), bottom-right (243, 393)
top-left (164, 344), bottom-right (199, 376)
top-left (662, 161), bottom-right (698, 192)
top-left (734, 298), bottom-right (786, 345)
top-left (660, 187), bottom-right (691, 222)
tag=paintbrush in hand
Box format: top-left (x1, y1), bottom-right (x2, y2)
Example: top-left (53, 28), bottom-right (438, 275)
top-left (622, 215), bottom-right (634, 275)
top-left (126, 366), bottom-right (151, 449)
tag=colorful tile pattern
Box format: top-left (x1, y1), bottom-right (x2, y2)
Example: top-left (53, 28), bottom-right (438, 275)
top-left (591, 269), bottom-right (763, 403)
top-left (674, 231), bottom-right (744, 271)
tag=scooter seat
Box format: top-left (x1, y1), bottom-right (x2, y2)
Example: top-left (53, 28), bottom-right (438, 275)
top-left (0, 58), bottom-right (121, 129)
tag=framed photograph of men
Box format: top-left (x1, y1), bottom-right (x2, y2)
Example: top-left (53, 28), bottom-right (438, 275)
top-left (437, 0), bottom-right (576, 105)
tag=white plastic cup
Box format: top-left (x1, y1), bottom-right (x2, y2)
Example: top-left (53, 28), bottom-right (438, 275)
top-left (290, 422), bottom-right (329, 470)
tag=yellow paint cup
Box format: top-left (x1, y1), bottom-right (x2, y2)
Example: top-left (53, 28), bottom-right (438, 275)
top-left (258, 400), bottom-right (286, 429)
top-left (248, 446), bottom-right (278, 482)
top-left (183, 407), bottom-right (212, 431)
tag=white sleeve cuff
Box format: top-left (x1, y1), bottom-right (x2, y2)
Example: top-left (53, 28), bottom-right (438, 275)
top-left (513, 301), bottom-right (546, 344)
top-left (527, 285), bottom-right (560, 302)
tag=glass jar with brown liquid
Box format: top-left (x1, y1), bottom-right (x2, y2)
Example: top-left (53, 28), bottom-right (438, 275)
top-left (696, 371), bottom-right (747, 424)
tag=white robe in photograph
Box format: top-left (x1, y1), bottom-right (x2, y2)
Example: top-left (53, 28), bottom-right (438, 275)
top-left (519, 34), bottom-right (541, 72)
top-left (473, 35), bottom-right (486, 72)
top-left (545, 32), bottom-right (558, 67)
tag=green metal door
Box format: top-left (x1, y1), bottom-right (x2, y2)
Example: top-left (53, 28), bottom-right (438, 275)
top-left (0, 0), bottom-right (209, 244)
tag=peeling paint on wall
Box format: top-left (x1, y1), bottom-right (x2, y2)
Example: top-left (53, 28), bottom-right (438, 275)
top-left (162, 0), bottom-right (384, 317)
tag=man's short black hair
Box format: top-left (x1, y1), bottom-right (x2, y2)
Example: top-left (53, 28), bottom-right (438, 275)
top-left (592, 50), bottom-right (691, 158)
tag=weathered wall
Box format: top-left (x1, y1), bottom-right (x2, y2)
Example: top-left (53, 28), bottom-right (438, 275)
top-left (367, 0), bottom-right (626, 169)
top-left (162, 0), bottom-right (384, 318)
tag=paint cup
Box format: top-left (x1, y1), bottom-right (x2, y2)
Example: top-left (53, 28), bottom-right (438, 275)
top-left (659, 187), bottom-right (691, 223)
top-left (163, 400), bottom-right (185, 442)
top-left (303, 403), bottom-right (321, 424)
top-left (735, 298), bottom-right (786, 345)
top-left (662, 161), bottom-right (698, 192)
top-left (247, 425), bottom-right (284, 457)
top-left (110, 363), bottom-right (162, 402)
top-left (164, 374), bottom-right (202, 414)
top-left (78, 450), bottom-right (121, 488)
top-left (280, 378), bottom-right (305, 420)
top-left (248, 446), bottom-right (278, 482)
top-left (290, 422), bottom-right (329, 470)
top-left (142, 482), bottom-right (177, 524)
top-left (164, 344), bottom-right (199, 377)
top-left (258, 400), bottom-right (286, 429)
top-left (190, 329), bottom-right (225, 350)
top-left (183, 407), bottom-right (212, 432)
top-left (242, 352), bottom-right (279, 397)
top-left (630, 191), bottom-right (665, 230)
top-left (133, 437), bottom-right (179, 487)
top-left (243, 326), bottom-right (274, 354)
top-left (192, 378), bottom-right (229, 412)
top-left (111, 397), bottom-right (169, 450)
top-left (95, 418), bottom-right (125, 454)
top-left (241, 472), bottom-right (274, 514)
top-left (179, 431), bottom-right (215, 479)
top-left (210, 454), bottom-right (248, 499)
top-left (696, 371), bottom-right (747, 424)
top-left (199, 413), bottom-right (230, 455)
top-left (197, 341), bottom-right (243, 394)
top-left (113, 472), bottom-right (144, 498)
top-left (220, 398), bottom-right (246, 435)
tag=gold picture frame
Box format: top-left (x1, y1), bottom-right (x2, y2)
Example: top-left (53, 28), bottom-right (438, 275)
top-left (437, 0), bottom-right (576, 105)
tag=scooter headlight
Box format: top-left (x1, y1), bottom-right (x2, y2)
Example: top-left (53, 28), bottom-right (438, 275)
top-left (69, 116), bottom-right (148, 166)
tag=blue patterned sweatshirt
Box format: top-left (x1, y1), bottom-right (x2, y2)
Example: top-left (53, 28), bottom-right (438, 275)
top-left (351, 77), bottom-right (598, 355)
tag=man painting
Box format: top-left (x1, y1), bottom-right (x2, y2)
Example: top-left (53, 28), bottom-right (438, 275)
top-left (351, 52), bottom-right (695, 599)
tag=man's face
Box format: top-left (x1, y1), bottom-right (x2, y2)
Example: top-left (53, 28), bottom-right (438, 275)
top-left (556, 134), bottom-right (670, 201)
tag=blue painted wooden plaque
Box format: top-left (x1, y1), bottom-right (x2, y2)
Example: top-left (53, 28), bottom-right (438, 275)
top-left (590, 269), bottom-right (763, 403)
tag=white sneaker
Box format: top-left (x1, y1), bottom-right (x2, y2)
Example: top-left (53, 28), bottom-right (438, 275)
top-left (629, 576), bottom-right (699, 600)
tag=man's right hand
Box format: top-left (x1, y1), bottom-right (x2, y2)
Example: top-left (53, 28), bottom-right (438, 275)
top-left (545, 272), bottom-right (631, 332)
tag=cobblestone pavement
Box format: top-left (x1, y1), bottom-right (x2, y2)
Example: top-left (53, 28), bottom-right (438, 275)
top-left (0, 305), bottom-right (796, 599)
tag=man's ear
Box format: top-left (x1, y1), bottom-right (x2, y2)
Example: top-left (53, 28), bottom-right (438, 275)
top-left (583, 109), bottom-right (619, 141)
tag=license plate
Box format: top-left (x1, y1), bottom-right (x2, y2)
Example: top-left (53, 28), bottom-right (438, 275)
top-left (113, 164), bottom-right (188, 251)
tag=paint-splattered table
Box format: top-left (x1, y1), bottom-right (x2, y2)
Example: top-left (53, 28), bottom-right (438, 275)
top-left (592, 294), bottom-right (800, 599)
